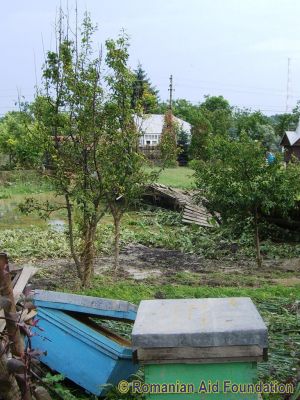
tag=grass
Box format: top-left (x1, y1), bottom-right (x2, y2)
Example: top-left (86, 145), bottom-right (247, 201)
top-left (1, 170), bottom-right (299, 399)
top-left (146, 166), bottom-right (195, 188)
top-left (0, 170), bottom-right (52, 198)
top-left (74, 278), bottom-right (299, 400)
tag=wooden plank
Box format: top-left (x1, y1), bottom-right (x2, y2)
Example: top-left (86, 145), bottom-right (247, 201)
top-left (184, 206), bottom-right (211, 214)
top-left (142, 356), bottom-right (264, 364)
top-left (0, 310), bottom-right (5, 332)
top-left (137, 345), bottom-right (263, 361)
top-left (21, 309), bottom-right (37, 323)
top-left (13, 267), bottom-right (37, 302)
top-left (183, 211), bottom-right (208, 221)
top-left (182, 219), bottom-right (211, 227)
top-left (11, 270), bottom-right (22, 288)
top-left (0, 267), bottom-right (37, 332)
top-left (183, 213), bottom-right (208, 221)
top-left (182, 217), bottom-right (209, 223)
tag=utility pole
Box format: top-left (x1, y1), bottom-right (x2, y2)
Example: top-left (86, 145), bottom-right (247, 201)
top-left (285, 57), bottom-right (291, 113)
top-left (168, 74), bottom-right (175, 110)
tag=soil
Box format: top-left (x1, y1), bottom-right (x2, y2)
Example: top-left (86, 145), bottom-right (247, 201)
top-left (26, 243), bottom-right (300, 291)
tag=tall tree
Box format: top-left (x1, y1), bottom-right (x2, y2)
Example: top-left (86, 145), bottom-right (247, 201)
top-left (31, 11), bottom-right (106, 287)
top-left (25, 11), bottom-right (151, 285)
top-left (159, 110), bottom-right (180, 167)
top-left (131, 63), bottom-right (159, 113)
top-left (200, 95), bottom-right (232, 136)
top-left (24, 12), bottom-right (155, 283)
top-left (233, 109), bottom-right (268, 139)
top-left (189, 113), bottom-right (212, 160)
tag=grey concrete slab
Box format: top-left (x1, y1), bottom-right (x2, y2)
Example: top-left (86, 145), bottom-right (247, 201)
top-left (132, 297), bottom-right (267, 349)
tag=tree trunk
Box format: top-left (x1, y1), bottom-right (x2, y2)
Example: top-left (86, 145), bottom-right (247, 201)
top-left (81, 224), bottom-right (96, 287)
top-left (0, 351), bottom-right (22, 400)
top-left (254, 210), bottom-right (262, 268)
top-left (113, 214), bottom-right (121, 272)
top-left (65, 194), bottom-right (83, 281)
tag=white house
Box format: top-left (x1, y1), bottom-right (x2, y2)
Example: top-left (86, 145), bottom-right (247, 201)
top-left (136, 114), bottom-right (191, 146)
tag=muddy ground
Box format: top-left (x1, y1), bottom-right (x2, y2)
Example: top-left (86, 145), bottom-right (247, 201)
top-left (25, 243), bottom-right (300, 291)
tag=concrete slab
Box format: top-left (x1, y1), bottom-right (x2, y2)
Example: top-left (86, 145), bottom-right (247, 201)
top-left (132, 297), bottom-right (267, 349)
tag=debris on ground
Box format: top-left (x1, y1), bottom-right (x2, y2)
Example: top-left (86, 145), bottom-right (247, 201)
top-left (143, 183), bottom-right (215, 227)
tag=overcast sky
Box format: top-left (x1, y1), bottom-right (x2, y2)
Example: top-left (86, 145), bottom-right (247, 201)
top-left (1, 0), bottom-right (300, 116)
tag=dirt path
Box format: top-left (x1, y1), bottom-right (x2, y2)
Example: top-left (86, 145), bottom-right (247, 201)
top-left (25, 243), bottom-right (300, 291)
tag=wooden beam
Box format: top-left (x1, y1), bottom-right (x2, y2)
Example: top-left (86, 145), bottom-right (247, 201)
top-left (137, 345), bottom-right (263, 362)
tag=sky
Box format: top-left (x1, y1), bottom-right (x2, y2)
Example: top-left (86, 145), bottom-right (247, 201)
top-left (1, 0), bottom-right (300, 116)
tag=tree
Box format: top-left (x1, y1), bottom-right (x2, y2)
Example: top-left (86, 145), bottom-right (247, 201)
top-left (131, 63), bottom-right (159, 113)
top-left (25, 11), bottom-right (155, 284)
top-left (194, 134), bottom-right (300, 267)
top-left (233, 109), bottom-right (268, 139)
top-left (189, 113), bottom-right (212, 160)
top-left (233, 108), bottom-right (280, 151)
top-left (159, 109), bottom-right (180, 167)
top-left (0, 111), bottom-right (42, 168)
top-left (155, 98), bottom-right (201, 125)
top-left (31, 12), bottom-right (106, 287)
top-left (200, 95), bottom-right (232, 136)
top-left (98, 37), bottom-right (156, 271)
top-left (271, 112), bottom-right (298, 138)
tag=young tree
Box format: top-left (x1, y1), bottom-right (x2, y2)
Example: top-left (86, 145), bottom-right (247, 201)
top-left (26, 12), bottom-right (135, 286)
top-left (25, 11), bottom-right (156, 283)
top-left (194, 134), bottom-right (300, 267)
top-left (31, 12), bottom-right (107, 287)
top-left (131, 63), bottom-right (159, 113)
top-left (159, 109), bottom-right (180, 167)
top-left (189, 113), bottom-right (212, 160)
top-left (98, 37), bottom-right (156, 271)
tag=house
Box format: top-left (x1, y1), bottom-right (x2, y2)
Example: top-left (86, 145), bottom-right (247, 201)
top-left (136, 114), bottom-right (191, 146)
top-left (280, 122), bottom-right (300, 162)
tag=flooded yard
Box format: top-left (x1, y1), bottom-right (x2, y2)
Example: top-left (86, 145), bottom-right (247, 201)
top-left (0, 192), bottom-right (66, 231)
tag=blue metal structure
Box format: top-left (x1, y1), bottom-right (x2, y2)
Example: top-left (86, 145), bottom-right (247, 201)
top-left (31, 290), bottom-right (138, 396)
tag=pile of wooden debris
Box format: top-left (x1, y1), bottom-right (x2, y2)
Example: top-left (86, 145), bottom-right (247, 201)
top-left (0, 254), bottom-right (52, 400)
top-left (143, 183), bottom-right (216, 228)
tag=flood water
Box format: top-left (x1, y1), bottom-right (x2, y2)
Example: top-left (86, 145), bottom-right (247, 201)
top-left (0, 193), bottom-right (66, 231)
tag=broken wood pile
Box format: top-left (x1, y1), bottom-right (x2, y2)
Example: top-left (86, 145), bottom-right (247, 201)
top-left (143, 183), bottom-right (215, 227)
top-left (0, 264), bottom-right (37, 333)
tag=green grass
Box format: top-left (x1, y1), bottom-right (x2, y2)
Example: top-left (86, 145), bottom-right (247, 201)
top-left (0, 170), bottom-right (52, 198)
top-left (146, 167), bottom-right (195, 188)
top-left (74, 278), bottom-right (299, 399)
top-left (78, 277), bottom-right (299, 303)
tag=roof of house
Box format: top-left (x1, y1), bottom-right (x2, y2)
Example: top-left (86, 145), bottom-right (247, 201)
top-left (281, 121), bottom-right (300, 146)
top-left (135, 114), bottom-right (191, 135)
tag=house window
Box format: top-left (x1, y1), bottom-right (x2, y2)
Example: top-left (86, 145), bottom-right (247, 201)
top-left (146, 140), bottom-right (151, 145)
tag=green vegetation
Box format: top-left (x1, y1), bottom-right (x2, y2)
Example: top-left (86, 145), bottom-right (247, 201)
top-left (0, 5), bottom-right (299, 400)
top-left (75, 279), bottom-right (299, 400)
top-left (194, 134), bottom-right (300, 267)
top-left (148, 166), bottom-right (194, 188)
top-left (0, 171), bottom-right (52, 198)
top-left (0, 161), bottom-right (298, 400)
